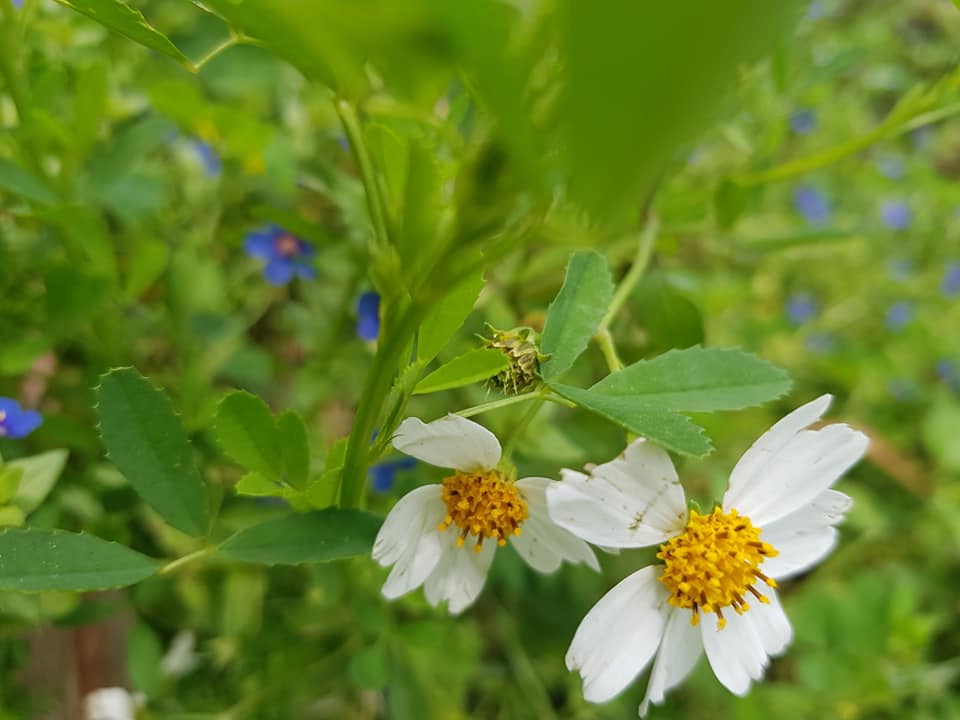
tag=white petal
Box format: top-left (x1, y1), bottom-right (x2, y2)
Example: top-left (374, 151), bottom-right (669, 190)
top-left (639, 607), bottom-right (703, 717)
top-left (423, 540), bottom-right (496, 614)
top-left (748, 588), bottom-right (793, 658)
top-left (566, 566), bottom-right (670, 703)
top-left (510, 477), bottom-right (599, 573)
top-left (701, 606), bottom-right (768, 696)
top-left (373, 486), bottom-right (447, 600)
top-left (392, 415), bottom-right (501, 471)
top-left (722, 399), bottom-right (868, 527)
top-left (547, 439), bottom-right (687, 549)
top-left (760, 489), bottom-right (851, 580)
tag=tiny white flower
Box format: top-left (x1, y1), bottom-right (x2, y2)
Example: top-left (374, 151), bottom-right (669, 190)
top-left (546, 394), bottom-right (869, 715)
top-left (84, 687), bottom-right (143, 720)
top-left (372, 414), bottom-right (598, 614)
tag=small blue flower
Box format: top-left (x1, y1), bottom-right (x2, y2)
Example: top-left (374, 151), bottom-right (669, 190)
top-left (785, 292), bottom-right (817, 326)
top-left (356, 292), bottom-right (380, 341)
top-left (0, 398), bottom-right (42, 439)
top-left (789, 109), bottom-right (816, 136)
top-left (369, 457), bottom-right (416, 493)
top-left (885, 258), bottom-right (913, 282)
top-left (937, 358), bottom-right (958, 385)
top-left (875, 154), bottom-right (905, 181)
top-left (804, 332), bottom-right (836, 355)
top-left (942, 261), bottom-right (960, 298)
top-left (244, 226), bottom-right (316, 286)
top-left (193, 140), bottom-right (221, 177)
top-left (880, 200), bottom-right (912, 231)
top-left (885, 301), bottom-right (914, 331)
top-left (805, 0), bottom-right (827, 21)
top-left (12, 0), bottom-right (23, 8)
top-left (793, 185), bottom-right (831, 225)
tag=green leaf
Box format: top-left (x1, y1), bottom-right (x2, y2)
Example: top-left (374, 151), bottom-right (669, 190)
top-left (96, 368), bottom-right (209, 537)
top-left (0, 467), bottom-right (22, 505)
top-left (590, 347), bottom-right (792, 412)
top-left (128, 623), bottom-right (164, 698)
top-left (305, 439), bottom-right (347, 509)
top-left (234, 472), bottom-right (282, 497)
top-left (0, 506), bottom-right (25, 528)
top-left (9, 449), bottom-right (69, 515)
top-left (214, 391), bottom-right (284, 483)
top-left (217, 509), bottom-right (383, 565)
top-left (923, 396), bottom-right (960, 472)
top-left (277, 411), bottom-right (311, 491)
top-left (540, 251), bottom-right (614, 380)
top-left (54, 0), bottom-right (189, 64)
top-left (417, 270), bottom-right (485, 364)
top-left (350, 643), bottom-right (389, 689)
top-left (413, 349), bottom-right (509, 395)
top-left (0, 158), bottom-right (58, 205)
top-left (0, 528), bottom-right (158, 591)
top-left (550, 384), bottom-right (712, 457)
top-left (632, 275), bottom-right (704, 355)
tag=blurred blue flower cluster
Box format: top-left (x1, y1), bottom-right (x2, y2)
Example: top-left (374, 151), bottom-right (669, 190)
top-left (880, 200), bottom-right (912, 231)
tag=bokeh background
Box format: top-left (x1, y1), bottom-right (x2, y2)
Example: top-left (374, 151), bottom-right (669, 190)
top-left (1, 0), bottom-right (959, 718)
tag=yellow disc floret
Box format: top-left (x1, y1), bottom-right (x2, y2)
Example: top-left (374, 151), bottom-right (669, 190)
top-left (439, 470), bottom-right (528, 552)
top-left (657, 507), bottom-right (779, 629)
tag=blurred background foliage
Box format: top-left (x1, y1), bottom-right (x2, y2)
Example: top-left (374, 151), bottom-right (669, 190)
top-left (1, 0), bottom-right (959, 718)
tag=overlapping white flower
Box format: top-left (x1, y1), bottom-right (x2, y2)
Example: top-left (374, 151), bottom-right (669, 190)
top-left (372, 414), bottom-right (598, 614)
top-left (545, 394), bottom-right (869, 715)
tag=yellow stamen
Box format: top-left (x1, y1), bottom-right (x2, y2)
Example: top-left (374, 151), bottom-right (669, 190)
top-left (439, 470), bottom-right (528, 552)
top-left (657, 507), bottom-right (779, 630)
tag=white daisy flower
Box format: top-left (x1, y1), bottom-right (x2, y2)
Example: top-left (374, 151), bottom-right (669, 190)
top-left (545, 394), bottom-right (868, 715)
top-left (371, 414), bottom-right (599, 614)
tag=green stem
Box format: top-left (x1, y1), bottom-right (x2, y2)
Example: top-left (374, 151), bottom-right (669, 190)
top-left (594, 327), bottom-right (624, 373)
top-left (455, 390), bottom-right (544, 418)
top-left (189, 34), bottom-right (241, 73)
top-left (158, 547), bottom-right (215, 576)
top-left (598, 216), bottom-right (659, 332)
top-left (334, 98), bottom-right (391, 249)
top-left (0, 0), bottom-right (45, 177)
top-left (501, 396), bottom-right (545, 459)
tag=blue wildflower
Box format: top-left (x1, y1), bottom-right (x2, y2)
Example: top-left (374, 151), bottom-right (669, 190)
top-left (12, 0), bottom-right (22, 8)
top-left (356, 292), bottom-right (381, 341)
top-left (880, 200), bottom-right (912, 231)
top-left (804, 332), bottom-right (836, 355)
top-left (885, 301), bottom-right (914, 331)
top-left (942, 261), bottom-right (960, 297)
top-left (785, 292), bottom-right (817, 326)
top-left (789, 109), bottom-right (816, 136)
top-left (244, 226), bottom-right (316, 286)
top-left (875, 154), bottom-right (905, 181)
top-left (885, 258), bottom-right (913, 282)
top-left (369, 457), bottom-right (416, 493)
top-left (193, 140), bottom-right (221, 177)
top-left (805, 0), bottom-right (826, 21)
top-left (793, 185), bottom-right (831, 225)
top-left (0, 398), bottom-right (41, 439)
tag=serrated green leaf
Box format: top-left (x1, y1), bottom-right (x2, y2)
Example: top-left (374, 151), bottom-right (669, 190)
top-left (417, 270), bottom-right (485, 364)
top-left (0, 158), bottom-right (58, 205)
top-left (0, 528), bottom-right (158, 591)
top-left (550, 384), bottom-right (712, 457)
top-left (9, 449), bottom-right (68, 514)
top-left (414, 349), bottom-right (509, 395)
top-left (96, 368), bottom-right (209, 536)
top-left (590, 347), bottom-right (792, 412)
top-left (54, 0), bottom-right (189, 64)
top-left (214, 391), bottom-right (284, 483)
top-left (540, 251), bottom-right (614, 380)
top-left (217, 509), bottom-right (383, 565)
top-left (277, 411), bottom-right (310, 490)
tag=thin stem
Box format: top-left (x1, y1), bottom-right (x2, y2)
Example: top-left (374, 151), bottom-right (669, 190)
top-left (598, 215), bottom-right (659, 332)
top-left (594, 327), bottom-right (624, 373)
top-left (334, 98), bottom-right (391, 250)
top-left (455, 391), bottom-right (543, 418)
top-left (158, 547), bottom-right (215, 576)
top-left (0, 0), bottom-right (46, 177)
top-left (189, 34), bottom-right (241, 73)
top-left (501, 396), bottom-right (545, 458)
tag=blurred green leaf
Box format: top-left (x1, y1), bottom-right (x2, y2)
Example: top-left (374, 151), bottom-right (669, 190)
top-left (0, 158), bottom-right (58, 205)
top-left (540, 251), bottom-right (614, 380)
top-left (96, 368), bottom-right (210, 537)
top-left (9, 449), bottom-right (68, 515)
top-left (128, 623), bottom-right (164, 698)
top-left (0, 467), bottom-right (22, 505)
top-left (923, 396), bottom-right (960, 472)
top-left (305, 439), bottom-right (347, 509)
top-left (234, 472), bottom-right (281, 497)
top-left (0, 528), bottom-right (158, 591)
top-left (54, 0), bottom-right (189, 64)
top-left (632, 275), bottom-right (704, 354)
top-left (277, 411), bottom-right (311, 491)
top-left (550, 384), bottom-right (712, 456)
top-left (414, 348), bottom-right (509, 395)
top-left (417, 269), bottom-right (484, 364)
top-left (217, 509), bottom-right (383, 565)
top-left (214, 391), bottom-right (284, 483)
top-left (590, 347), bottom-right (791, 411)
top-left (350, 643), bottom-right (389, 689)
top-left (124, 238), bottom-right (168, 300)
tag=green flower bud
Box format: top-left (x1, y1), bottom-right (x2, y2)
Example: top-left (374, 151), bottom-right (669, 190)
top-left (481, 326), bottom-right (544, 395)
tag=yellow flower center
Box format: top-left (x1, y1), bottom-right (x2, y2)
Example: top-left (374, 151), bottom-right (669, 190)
top-left (438, 470), bottom-right (528, 552)
top-left (657, 507), bottom-right (779, 629)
